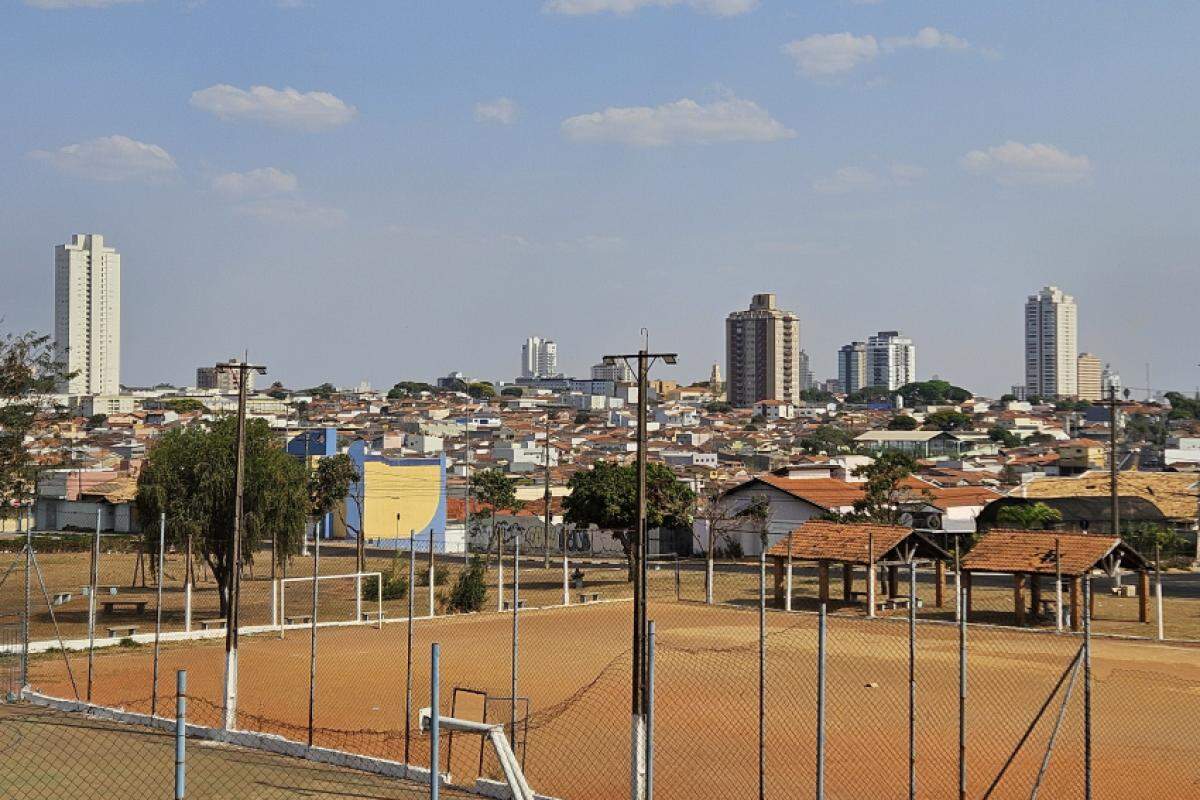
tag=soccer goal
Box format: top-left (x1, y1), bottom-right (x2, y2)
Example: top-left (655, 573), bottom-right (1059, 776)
top-left (277, 571), bottom-right (383, 633)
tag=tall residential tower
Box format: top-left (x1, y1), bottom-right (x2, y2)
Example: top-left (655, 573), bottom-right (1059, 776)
top-left (725, 293), bottom-right (800, 407)
top-left (866, 331), bottom-right (917, 391)
top-left (1024, 286), bottom-right (1078, 398)
top-left (54, 234), bottom-right (121, 396)
top-left (521, 336), bottom-right (558, 378)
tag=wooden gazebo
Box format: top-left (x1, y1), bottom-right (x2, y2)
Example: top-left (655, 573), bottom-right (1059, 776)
top-left (766, 520), bottom-right (951, 611)
top-left (960, 529), bottom-right (1152, 630)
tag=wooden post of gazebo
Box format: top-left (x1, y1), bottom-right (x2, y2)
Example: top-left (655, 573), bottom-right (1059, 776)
top-left (842, 563), bottom-right (853, 602)
top-left (887, 565), bottom-right (899, 599)
top-left (1030, 574), bottom-right (1041, 619)
top-left (934, 560), bottom-right (945, 608)
top-left (818, 560), bottom-right (830, 604)
top-left (1014, 573), bottom-right (1027, 626)
top-left (1138, 569), bottom-right (1150, 623)
top-left (963, 571), bottom-right (973, 618)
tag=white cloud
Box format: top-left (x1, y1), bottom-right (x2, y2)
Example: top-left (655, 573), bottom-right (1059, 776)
top-left (29, 135), bottom-right (176, 182)
top-left (960, 141), bottom-right (1093, 185)
top-left (210, 167), bottom-right (298, 198)
top-left (233, 197), bottom-right (346, 226)
top-left (190, 84), bottom-right (357, 131)
top-left (784, 27), bottom-right (977, 79)
top-left (884, 26), bottom-right (970, 52)
top-left (544, 0), bottom-right (756, 16)
top-left (889, 162), bottom-right (927, 184)
top-left (782, 33), bottom-right (880, 78)
top-left (812, 166), bottom-right (882, 194)
top-left (474, 97), bottom-right (519, 125)
top-left (23, 0), bottom-right (142, 8)
top-left (562, 93), bottom-right (793, 146)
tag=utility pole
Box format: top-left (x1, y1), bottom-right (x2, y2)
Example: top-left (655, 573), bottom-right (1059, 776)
top-left (603, 340), bottom-right (676, 800)
top-left (217, 357), bottom-right (267, 731)
top-left (1109, 384), bottom-right (1120, 538)
top-left (463, 407), bottom-right (472, 566)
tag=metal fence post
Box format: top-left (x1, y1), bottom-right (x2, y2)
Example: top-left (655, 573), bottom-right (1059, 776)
top-left (307, 520), bottom-right (320, 748)
top-left (1083, 575), bottom-right (1092, 800)
top-left (758, 548), bottom-right (766, 800)
top-left (647, 619), bottom-right (655, 800)
top-left (21, 521), bottom-right (30, 692)
top-left (1055, 539), bottom-right (1063, 633)
top-left (431, 642), bottom-right (441, 800)
top-left (87, 508), bottom-right (100, 703)
top-left (908, 562), bottom-right (917, 800)
top-left (674, 555), bottom-right (680, 602)
top-left (816, 602), bottom-right (827, 800)
top-left (152, 512), bottom-right (165, 717)
top-left (1155, 544), bottom-right (1164, 641)
top-left (958, 581), bottom-right (967, 800)
top-left (785, 537), bottom-right (793, 613)
top-left (405, 528), bottom-right (415, 770)
top-left (511, 532), bottom-right (520, 747)
top-left (428, 527), bottom-right (436, 617)
top-left (175, 669), bottom-right (187, 800)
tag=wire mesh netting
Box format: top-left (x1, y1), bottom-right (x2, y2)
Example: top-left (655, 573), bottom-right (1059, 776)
top-left (5, 542), bottom-right (1200, 799)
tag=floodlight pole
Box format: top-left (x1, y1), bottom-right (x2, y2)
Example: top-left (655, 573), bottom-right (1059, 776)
top-left (218, 358), bottom-right (267, 731)
top-left (604, 344), bottom-right (676, 800)
top-left (1109, 385), bottom-right (1120, 537)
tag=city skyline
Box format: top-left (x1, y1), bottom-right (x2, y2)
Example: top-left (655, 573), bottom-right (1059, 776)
top-left (4, 3), bottom-right (1200, 395)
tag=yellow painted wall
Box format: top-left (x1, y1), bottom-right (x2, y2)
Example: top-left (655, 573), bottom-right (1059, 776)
top-left (361, 461), bottom-right (442, 542)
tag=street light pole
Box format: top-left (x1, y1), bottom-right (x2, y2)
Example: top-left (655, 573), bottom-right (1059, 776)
top-left (604, 343), bottom-right (676, 800)
top-left (217, 358), bottom-right (267, 731)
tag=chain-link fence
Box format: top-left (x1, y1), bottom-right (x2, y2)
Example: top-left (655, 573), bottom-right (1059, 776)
top-left (4, 535), bottom-right (1200, 799)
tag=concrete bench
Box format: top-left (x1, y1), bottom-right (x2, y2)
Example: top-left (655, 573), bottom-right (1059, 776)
top-left (886, 597), bottom-right (923, 610)
top-left (102, 600), bottom-right (148, 615)
top-left (501, 599), bottom-right (527, 611)
top-left (361, 610), bottom-right (384, 622)
top-left (106, 625), bottom-right (139, 638)
top-left (199, 618), bottom-right (226, 631)
top-left (286, 614), bottom-right (313, 625)
top-left (52, 592), bottom-right (72, 606)
top-left (1111, 585), bottom-right (1136, 598)
top-left (578, 592), bottom-right (601, 604)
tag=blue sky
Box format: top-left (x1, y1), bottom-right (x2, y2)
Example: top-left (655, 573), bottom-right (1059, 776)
top-left (3, 0), bottom-right (1199, 396)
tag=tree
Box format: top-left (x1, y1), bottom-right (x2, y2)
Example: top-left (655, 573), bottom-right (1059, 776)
top-left (999, 394), bottom-right (1018, 403)
top-left (311, 453), bottom-right (361, 568)
top-left (924, 410), bottom-right (973, 431)
top-left (387, 381), bottom-right (435, 399)
top-left (0, 329), bottom-right (69, 513)
top-left (85, 414), bottom-right (109, 430)
top-left (995, 502), bottom-right (1062, 530)
top-left (563, 461), bottom-right (695, 580)
top-left (887, 415), bottom-right (919, 431)
top-left (852, 452), bottom-right (919, 524)
top-left (306, 383), bottom-right (338, 399)
top-left (988, 427), bottom-right (1022, 448)
top-left (500, 386), bottom-right (523, 397)
top-left (1165, 392), bottom-right (1200, 421)
top-left (704, 401), bottom-right (732, 413)
top-left (898, 380), bottom-right (972, 406)
top-left (265, 381), bottom-right (288, 400)
top-left (467, 382), bottom-right (496, 400)
top-left (845, 386), bottom-right (894, 405)
top-left (799, 425), bottom-right (854, 454)
top-left (163, 397), bottom-right (207, 414)
top-left (135, 417), bottom-right (309, 617)
top-left (799, 388), bottom-right (835, 404)
top-left (445, 557), bottom-right (488, 613)
top-left (471, 468), bottom-right (519, 566)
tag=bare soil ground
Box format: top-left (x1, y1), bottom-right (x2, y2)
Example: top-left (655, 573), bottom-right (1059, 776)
top-left (26, 598), bottom-right (1200, 800)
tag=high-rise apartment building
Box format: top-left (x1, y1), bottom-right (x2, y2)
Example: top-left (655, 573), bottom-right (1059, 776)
top-left (1024, 286), bottom-right (1078, 399)
top-left (521, 337), bottom-right (558, 378)
top-left (591, 360), bottom-right (634, 383)
top-left (197, 357), bottom-right (257, 393)
top-left (725, 293), bottom-right (800, 407)
top-left (866, 331), bottom-right (917, 391)
top-left (1077, 353), bottom-right (1102, 402)
top-left (54, 234), bottom-right (121, 396)
top-left (837, 342), bottom-right (868, 396)
top-left (797, 350), bottom-right (814, 392)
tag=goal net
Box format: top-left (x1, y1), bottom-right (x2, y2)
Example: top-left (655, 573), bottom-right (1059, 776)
top-left (277, 571), bottom-right (383, 629)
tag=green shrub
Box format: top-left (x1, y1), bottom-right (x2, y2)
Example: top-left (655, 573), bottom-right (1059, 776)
top-left (363, 571), bottom-right (409, 601)
top-left (445, 557), bottom-right (487, 613)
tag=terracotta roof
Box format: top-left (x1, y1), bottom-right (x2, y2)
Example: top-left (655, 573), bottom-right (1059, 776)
top-left (924, 486), bottom-right (1002, 510)
top-left (745, 475), bottom-right (866, 510)
top-left (80, 476), bottom-right (138, 504)
top-left (961, 529), bottom-right (1148, 576)
top-left (1014, 472), bottom-right (1198, 519)
top-left (765, 520), bottom-right (945, 565)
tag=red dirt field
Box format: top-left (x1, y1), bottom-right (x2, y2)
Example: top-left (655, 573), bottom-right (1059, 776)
top-left (27, 600), bottom-right (1200, 800)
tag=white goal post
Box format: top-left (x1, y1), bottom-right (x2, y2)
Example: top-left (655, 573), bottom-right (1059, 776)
top-left (277, 571), bottom-right (383, 634)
